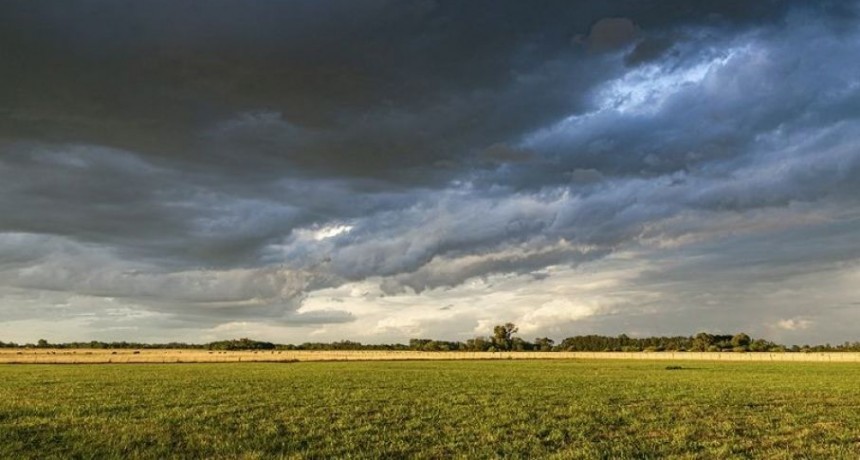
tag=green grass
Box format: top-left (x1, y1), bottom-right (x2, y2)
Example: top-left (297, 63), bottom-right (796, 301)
top-left (1, 360), bottom-right (859, 459)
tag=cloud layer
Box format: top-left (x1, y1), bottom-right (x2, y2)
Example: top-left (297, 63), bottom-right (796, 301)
top-left (1, 1), bottom-right (858, 344)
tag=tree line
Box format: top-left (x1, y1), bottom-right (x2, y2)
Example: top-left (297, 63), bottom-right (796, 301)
top-left (3, 323), bottom-right (860, 352)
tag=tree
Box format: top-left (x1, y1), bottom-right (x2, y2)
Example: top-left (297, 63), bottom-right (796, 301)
top-left (534, 337), bottom-right (555, 351)
top-left (36, 339), bottom-right (49, 348)
top-left (511, 337), bottom-right (529, 351)
top-left (691, 332), bottom-right (714, 352)
top-left (731, 333), bottom-right (751, 350)
top-left (466, 336), bottom-right (491, 351)
top-left (492, 323), bottom-right (519, 351)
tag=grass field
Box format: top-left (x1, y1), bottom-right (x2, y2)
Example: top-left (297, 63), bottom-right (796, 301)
top-left (2, 360), bottom-right (859, 459)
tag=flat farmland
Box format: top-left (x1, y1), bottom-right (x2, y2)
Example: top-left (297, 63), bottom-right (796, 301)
top-left (1, 360), bottom-right (859, 458)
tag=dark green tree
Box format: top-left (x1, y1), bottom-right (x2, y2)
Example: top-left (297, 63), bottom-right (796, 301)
top-left (731, 333), bottom-right (751, 350)
top-left (691, 332), bottom-right (715, 351)
top-left (466, 336), bottom-right (491, 351)
top-left (534, 337), bottom-right (555, 351)
top-left (492, 323), bottom-right (519, 351)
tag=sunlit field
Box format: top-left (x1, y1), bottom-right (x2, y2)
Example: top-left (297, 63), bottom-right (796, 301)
top-left (2, 360), bottom-right (859, 458)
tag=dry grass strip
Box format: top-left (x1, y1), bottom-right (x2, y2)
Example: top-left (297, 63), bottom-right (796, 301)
top-left (2, 349), bottom-right (860, 364)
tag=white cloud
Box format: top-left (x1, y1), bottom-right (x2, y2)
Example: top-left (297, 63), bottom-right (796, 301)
top-left (517, 298), bottom-right (600, 334)
top-left (595, 45), bottom-right (750, 115)
top-left (296, 224), bottom-right (354, 241)
top-left (775, 318), bottom-right (812, 331)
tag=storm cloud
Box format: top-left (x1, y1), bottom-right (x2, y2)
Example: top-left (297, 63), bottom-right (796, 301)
top-left (1, 0), bottom-right (858, 344)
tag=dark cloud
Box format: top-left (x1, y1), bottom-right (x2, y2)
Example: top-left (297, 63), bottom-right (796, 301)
top-left (576, 17), bottom-right (640, 52)
top-left (0, 0), bottom-right (812, 182)
top-left (624, 36), bottom-right (676, 66)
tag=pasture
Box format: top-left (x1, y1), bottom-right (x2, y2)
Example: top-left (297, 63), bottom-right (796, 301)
top-left (2, 360), bottom-right (859, 458)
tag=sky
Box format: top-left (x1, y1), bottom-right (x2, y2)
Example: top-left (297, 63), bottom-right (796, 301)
top-left (1, 0), bottom-right (859, 345)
